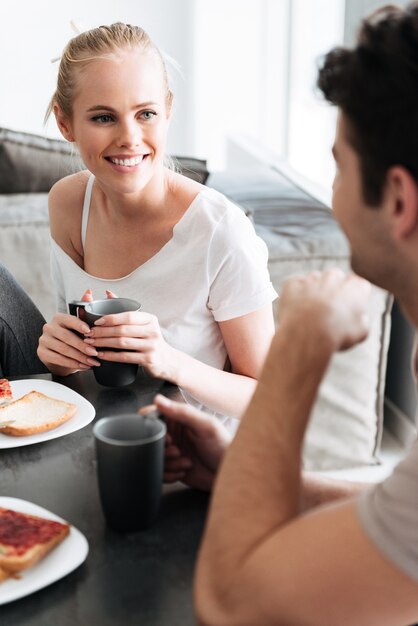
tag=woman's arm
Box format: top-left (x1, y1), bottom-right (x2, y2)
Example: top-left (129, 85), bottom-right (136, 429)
top-left (87, 303), bottom-right (275, 417)
top-left (172, 304), bottom-right (275, 416)
top-left (38, 174), bottom-right (100, 376)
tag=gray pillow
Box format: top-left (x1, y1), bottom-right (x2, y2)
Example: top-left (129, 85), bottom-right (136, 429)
top-left (0, 127), bottom-right (209, 193)
top-left (0, 127), bottom-right (82, 193)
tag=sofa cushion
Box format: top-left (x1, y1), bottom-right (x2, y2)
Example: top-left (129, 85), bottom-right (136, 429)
top-left (0, 193), bottom-right (54, 319)
top-left (0, 128), bottom-right (81, 193)
top-left (0, 127), bottom-right (210, 193)
top-left (208, 166), bottom-right (392, 470)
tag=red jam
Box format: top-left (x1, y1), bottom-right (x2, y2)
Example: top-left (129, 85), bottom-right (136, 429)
top-left (0, 508), bottom-right (68, 556)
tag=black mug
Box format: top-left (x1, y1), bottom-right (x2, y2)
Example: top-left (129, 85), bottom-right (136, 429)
top-left (93, 414), bottom-right (166, 532)
top-left (69, 297), bottom-right (141, 387)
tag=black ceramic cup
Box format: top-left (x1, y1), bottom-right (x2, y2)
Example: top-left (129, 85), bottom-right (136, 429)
top-left (93, 414), bottom-right (166, 532)
top-left (83, 298), bottom-right (141, 387)
top-left (68, 300), bottom-right (89, 338)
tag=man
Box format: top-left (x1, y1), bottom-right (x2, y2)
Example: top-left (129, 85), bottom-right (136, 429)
top-left (155, 3), bottom-right (418, 624)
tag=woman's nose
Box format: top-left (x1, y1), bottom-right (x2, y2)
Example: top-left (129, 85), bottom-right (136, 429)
top-left (116, 121), bottom-right (141, 148)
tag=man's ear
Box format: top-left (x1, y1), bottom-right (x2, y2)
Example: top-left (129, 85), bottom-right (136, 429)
top-left (386, 166), bottom-right (418, 240)
top-left (53, 104), bottom-right (75, 142)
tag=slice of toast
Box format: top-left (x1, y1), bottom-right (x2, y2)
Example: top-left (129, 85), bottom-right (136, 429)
top-left (0, 507), bottom-right (70, 579)
top-left (0, 391), bottom-right (77, 436)
top-left (0, 379), bottom-right (12, 406)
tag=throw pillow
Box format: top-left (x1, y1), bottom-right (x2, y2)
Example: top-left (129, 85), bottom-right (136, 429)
top-left (0, 127), bottom-right (82, 193)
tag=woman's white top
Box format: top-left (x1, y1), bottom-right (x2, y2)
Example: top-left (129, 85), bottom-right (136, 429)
top-left (50, 175), bottom-right (277, 422)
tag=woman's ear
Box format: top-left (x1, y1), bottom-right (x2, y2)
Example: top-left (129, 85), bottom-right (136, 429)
top-left (386, 166), bottom-right (418, 240)
top-left (53, 104), bottom-right (75, 142)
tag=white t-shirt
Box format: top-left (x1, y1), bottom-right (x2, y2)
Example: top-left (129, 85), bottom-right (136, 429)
top-left (50, 178), bottom-right (277, 422)
top-left (357, 339), bottom-right (418, 582)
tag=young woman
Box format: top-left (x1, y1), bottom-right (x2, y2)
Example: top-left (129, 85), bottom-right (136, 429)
top-left (37, 23), bottom-right (277, 421)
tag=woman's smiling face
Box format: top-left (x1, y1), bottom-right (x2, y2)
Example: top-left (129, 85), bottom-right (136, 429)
top-left (56, 48), bottom-right (172, 194)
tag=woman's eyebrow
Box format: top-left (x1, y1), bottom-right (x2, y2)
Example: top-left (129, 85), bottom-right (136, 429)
top-left (86, 102), bottom-right (159, 113)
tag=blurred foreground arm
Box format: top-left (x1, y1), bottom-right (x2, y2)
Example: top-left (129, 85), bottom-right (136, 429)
top-left (195, 270), bottom-right (418, 626)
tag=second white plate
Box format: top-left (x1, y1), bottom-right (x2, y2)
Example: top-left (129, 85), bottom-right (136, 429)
top-left (0, 379), bottom-right (95, 448)
top-left (0, 497), bottom-right (88, 605)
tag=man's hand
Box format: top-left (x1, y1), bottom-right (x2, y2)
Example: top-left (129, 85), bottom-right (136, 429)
top-left (154, 395), bottom-right (231, 492)
top-left (277, 269), bottom-right (371, 352)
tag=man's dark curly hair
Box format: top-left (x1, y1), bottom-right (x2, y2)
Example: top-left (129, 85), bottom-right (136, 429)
top-left (317, 2), bottom-right (418, 206)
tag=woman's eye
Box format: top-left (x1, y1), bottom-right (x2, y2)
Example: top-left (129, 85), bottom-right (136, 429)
top-left (140, 111), bottom-right (157, 121)
top-left (92, 114), bottom-right (113, 124)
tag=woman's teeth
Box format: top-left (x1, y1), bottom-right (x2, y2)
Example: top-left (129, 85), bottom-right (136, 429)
top-left (109, 156), bottom-right (143, 166)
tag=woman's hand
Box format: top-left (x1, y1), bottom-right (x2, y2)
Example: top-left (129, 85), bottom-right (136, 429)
top-left (37, 289), bottom-right (101, 375)
top-left (84, 306), bottom-right (179, 381)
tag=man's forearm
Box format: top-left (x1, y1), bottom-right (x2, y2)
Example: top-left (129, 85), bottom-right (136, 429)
top-left (196, 325), bottom-right (334, 621)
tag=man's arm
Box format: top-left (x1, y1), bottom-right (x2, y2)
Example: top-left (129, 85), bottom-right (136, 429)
top-left (301, 471), bottom-right (370, 510)
top-left (195, 271), bottom-right (418, 626)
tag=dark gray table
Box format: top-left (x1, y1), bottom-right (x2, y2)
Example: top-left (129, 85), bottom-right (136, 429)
top-left (0, 371), bottom-right (209, 625)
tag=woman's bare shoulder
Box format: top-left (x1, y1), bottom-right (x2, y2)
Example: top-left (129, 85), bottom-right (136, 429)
top-left (48, 170), bottom-right (90, 258)
top-left (169, 169), bottom-right (207, 209)
top-left (48, 171), bottom-right (90, 216)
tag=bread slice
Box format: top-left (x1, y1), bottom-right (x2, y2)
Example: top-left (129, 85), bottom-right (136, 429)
top-left (0, 391), bottom-right (77, 436)
top-left (0, 379), bottom-right (12, 406)
top-left (0, 507), bottom-right (70, 578)
top-left (0, 566), bottom-right (10, 582)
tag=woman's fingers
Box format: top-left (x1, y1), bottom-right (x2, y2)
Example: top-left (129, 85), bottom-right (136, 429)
top-left (81, 288), bottom-right (93, 302)
top-left (93, 311), bottom-right (156, 327)
top-left (40, 339), bottom-right (100, 368)
top-left (39, 314), bottom-right (100, 368)
top-left (84, 337), bottom-right (149, 351)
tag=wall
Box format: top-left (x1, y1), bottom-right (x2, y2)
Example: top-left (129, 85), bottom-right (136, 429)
top-left (0, 0), bottom-right (194, 155)
top-left (0, 0), bottom-right (286, 169)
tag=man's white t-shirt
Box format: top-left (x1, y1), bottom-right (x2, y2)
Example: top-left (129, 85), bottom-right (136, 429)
top-left (357, 340), bottom-right (418, 582)
top-left (50, 180), bottom-right (277, 423)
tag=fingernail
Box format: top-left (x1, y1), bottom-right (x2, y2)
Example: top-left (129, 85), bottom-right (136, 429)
top-left (94, 318), bottom-right (105, 325)
top-left (87, 358), bottom-right (100, 366)
top-left (81, 326), bottom-right (90, 334)
top-left (85, 347), bottom-right (98, 356)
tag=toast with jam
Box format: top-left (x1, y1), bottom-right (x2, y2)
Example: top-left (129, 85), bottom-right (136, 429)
top-left (0, 507), bottom-right (70, 580)
top-left (0, 379), bottom-right (12, 406)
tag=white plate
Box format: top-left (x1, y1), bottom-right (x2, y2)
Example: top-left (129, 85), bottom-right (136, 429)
top-left (0, 497), bottom-right (88, 605)
top-left (0, 379), bottom-right (95, 448)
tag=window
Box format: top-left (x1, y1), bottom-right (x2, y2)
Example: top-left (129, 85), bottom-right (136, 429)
top-left (285, 0), bottom-right (345, 190)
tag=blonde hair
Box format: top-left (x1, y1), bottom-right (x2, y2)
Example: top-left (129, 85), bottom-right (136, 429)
top-left (46, 22), bottom-right (173, 122)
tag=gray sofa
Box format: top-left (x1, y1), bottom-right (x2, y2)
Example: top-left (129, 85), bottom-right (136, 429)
top-left (0, 128), bottom-right (394, 470)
